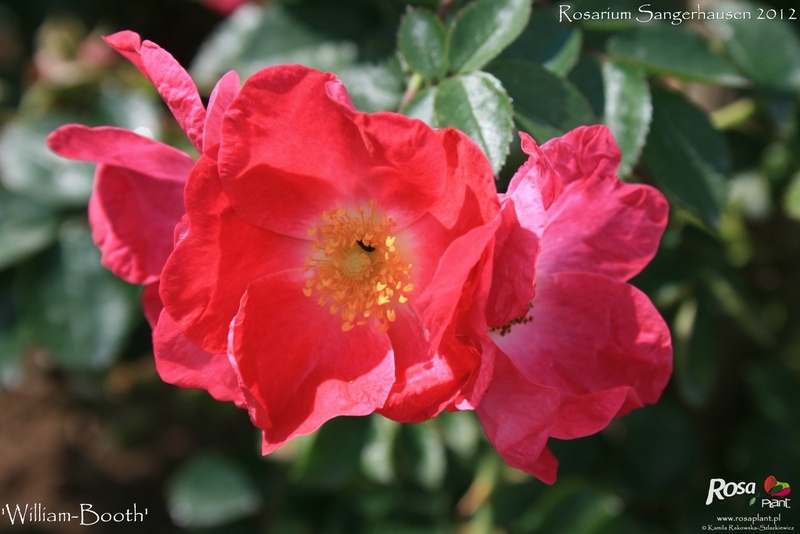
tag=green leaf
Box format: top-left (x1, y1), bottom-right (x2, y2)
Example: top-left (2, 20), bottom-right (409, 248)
top-left (746, 364), bottom-right (800, 426)
top-left (166, 454), bottom-right (260, 528)
top-left (0, 115), bottom-right (94, 208)
top-left (191, 3), bottom-right (362, 88)
top-left (447, 0), bottom-right (532, 74)
top-left (398, 8), bottom-right (448, 81)
top-left (336, 59), bottom-right (405, 113)
top-left (783, 171), bottom-right (800, 221)
top-left (487, 60), bottom-right (597, 143)
top-left (400, 86), bottom-right (437, 127)
top-left (618, 401), bottom-right (700, 494)
top-left (761, 90), bottom-right (798, 136)
top-left (361, 416), bottom-right (399, 484)
top-left (602, 61), bottom-right (651, 177)
top-left (772, 482), bottom-right (789, 492)
top-left (710, 1), bottom-right (800, 90)
top-left (700, 268), bottom-right (774, 347)
top-left (0, 188), bottom-right (58, 270)
top-left (437, 410), bottom-right (481, 459)
top-left (434, 71), bottom-right (513, 174)
top-left (608, 25), bottom-right (748, 86)
top-left (499, 8), bottom-right (583, 76)
top-left (513, 481), bottom-right (621, 533)
top-left (673, 298), bottom-right (719, 408)
top-left (643, 88), bottom-right (731, 229)
top-left (568, 55), bottom-right (605, 118)
top-left (17, 220), bottom-right (140, 369)
top-left (396, 421), bottom-right (446, 490)
top-left (294, 416), bottom-right (369, 488)
top-left (749, 497), bottom-right (757, 506)
top-left (98, 86), bottom-right (163, 139)
top-left (729, 171), bottom-right (772, 221)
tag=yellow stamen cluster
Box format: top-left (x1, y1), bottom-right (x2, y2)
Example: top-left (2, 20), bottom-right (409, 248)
top-left (303, 200), bottom-right (413, 333)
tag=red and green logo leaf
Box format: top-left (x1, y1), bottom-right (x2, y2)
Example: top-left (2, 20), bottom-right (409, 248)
top-left (764, 476), bottom-right (792, 498)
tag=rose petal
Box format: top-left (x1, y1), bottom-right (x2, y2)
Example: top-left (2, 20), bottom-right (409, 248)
top-left (550, 387), bottom-right (644, 440)
top-left (378, 306), bottom-right (484, 422)
top-left (139, 42), bottom-right (206, 152)
top-left (539, 125), bottom-right (622, 187)
top-left (103, 31), bottom-right (206, 152)
top-left (492, 272), bottom-right (672, 440)
top-left (413, 217), bottom-right (500, 351)
top-left (325, 78), bottom-right (356, 110)
top-left (446, 248), bottom-right (498, 411)
top-left (229, 270), bottom-right (395, 453)
top-left (48, 126), bottom-right (190, 284)
top-left (506, 132), bottom-right (562, 210)
top-left (203, 70), bottom-right (240, 153)
top-left (429, 128), bottom-right (499, 229)
top-left (217, 65), bottom-right (446, 237)
top-left (404, 128), bottom-right (500, 347)
top-left (141, 282), bottom-right (163, 329)
top-left (102, 31), bottom-right (146, 73)
top-left (161, 155), bottom-right (308, 355)
top-left (153, 309), bottom-right (245, 406)
top-left (526, 447), bottom-right (559, 485)
top-left (537, 172), bottom-right (668, 282)
top-left (47, 125), bottom-right (194, 180)
top-left (88, 164), bottom-right (186, 284)
top-left (485, 195), bottom-right (540, 328)
top-left (476, 352), bottom-right (561, 480)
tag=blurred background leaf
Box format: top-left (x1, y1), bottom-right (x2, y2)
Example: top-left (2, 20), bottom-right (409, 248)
top-left (499, 7), bottom-right (582, 76)
top-left (398, 8), bottom-right (448, 82)
top-left (15, 219), bottom-right (140, 370)
top-left (643, 88), bottom-right (731, 229)
top-left (166, 453), bottom-right (261, 528)
top-left (487, 59), bottom-right (597, 143)
top-left (446, 0), bottom-right (531, 74)
top-left (0, 115), bottom-right (94, 207)
top-left (601, 60), bottom-right (651, 177)
top-left (0, 187), bottom-right (58, 269)
top-left (607, 24), bottom-right (748, 86)
top-left (710, 0), bottom-right (800, 91)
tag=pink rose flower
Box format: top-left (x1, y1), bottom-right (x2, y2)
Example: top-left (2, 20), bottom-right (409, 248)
top-left (477, 126), bottom-right (673, 483)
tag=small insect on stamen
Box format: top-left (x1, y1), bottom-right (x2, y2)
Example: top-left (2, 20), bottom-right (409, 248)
top-left (357, 240), bottom-right (376, 252)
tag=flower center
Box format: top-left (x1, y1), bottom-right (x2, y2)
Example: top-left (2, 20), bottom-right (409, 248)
top-left (340, 247), bottom-right (372, 279)
top-left (303, 200), bottom-right (413, 333)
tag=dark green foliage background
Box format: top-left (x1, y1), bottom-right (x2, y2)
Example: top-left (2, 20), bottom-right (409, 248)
top-left (0, 0), bottom-right (798, 532)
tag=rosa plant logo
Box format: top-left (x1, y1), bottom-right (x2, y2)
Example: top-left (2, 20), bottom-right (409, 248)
top-left (764, 475), bottom-right (791, 498)
top-left (759, 475), bottom-right (792, 508)
top-left (705, 476), bottom-right (793, 506)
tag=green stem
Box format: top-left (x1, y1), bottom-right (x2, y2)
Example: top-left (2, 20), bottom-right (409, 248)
top-left (399, 72), bottom-right (424, 111)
